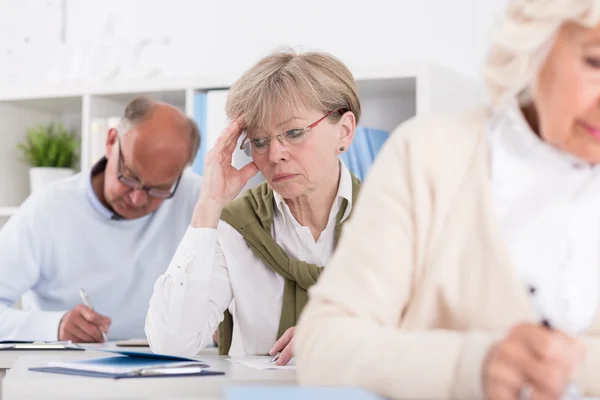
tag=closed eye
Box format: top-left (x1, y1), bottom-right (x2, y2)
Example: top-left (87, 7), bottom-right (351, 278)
top-left (584, 57), bottom-right (600, 68)
top-left (251, 137), bottom-right (269, 148)
top-left (285, 129), bottom-right (306, 139)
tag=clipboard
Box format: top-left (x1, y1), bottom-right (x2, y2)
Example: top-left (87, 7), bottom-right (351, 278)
top-left (0, 341), bottom-right (84, 351)
top-left (29, 366), bottom-right (224, 379)
top-left (29, 351), bottom-right (225, 379)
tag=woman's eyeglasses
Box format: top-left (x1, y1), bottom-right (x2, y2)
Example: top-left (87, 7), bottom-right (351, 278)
top-left (239, 108), bottom-right (347, 156)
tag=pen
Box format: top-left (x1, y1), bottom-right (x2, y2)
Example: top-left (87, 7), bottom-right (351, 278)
top-left (528, 286), bottom-right (579, 399)
top-left (270, 353), bottom-right (280, 363)
top-left (79, 288), bottom-right (108, 342)
top-left (528, 286), bottom-right (552, 328)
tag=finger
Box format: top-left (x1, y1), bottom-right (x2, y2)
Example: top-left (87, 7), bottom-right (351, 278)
top-left (65, 319), bottom-right (97, 343)
top-left (270, 327), bottom-right (294, 356)
top-left (78, 306), bottom-right (102, 324)
top-left (72, 312), bottom-right (105, 342)
top-left (526, 364), bottom-right (570, 399)
top-left (510, 328), bottom-right (575, 396)
top-left (239, 162), bottom-right (259, 182)
top-left (63, 329), bottom-right (88, 343)
top-left (552, 333), bottom-right (586, 370)
top-left (487, 382), bottom-right (520, 400)
top-left (219, 117), bottom-right (245, 149)
top-left (97, 315), bottom-right (112, 333)
top-left (511, 324), bottom-right (564, 362)
top-left (499, 338), bottom-right (565, 396)
top-left (530, 387), bottom-right (560, 400)
top-left (102, 319), bottom-right (112, 333)
top-left (77, 305), bottom-right (111, 331)
top-left (59, 328), bottom-right (79, 343)
top-left (485, 361), bottom-right (525, 399)
top-left (276, 338), bottom-right (294, 366)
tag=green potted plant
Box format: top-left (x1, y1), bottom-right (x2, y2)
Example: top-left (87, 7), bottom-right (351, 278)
top-left (17, 123), bottom-right (80, 193)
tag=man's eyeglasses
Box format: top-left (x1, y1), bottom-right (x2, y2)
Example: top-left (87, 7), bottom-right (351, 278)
top-left (117, 137), bottom-right (181, 199)
top-left (239, 108), bottom-right (347, 156)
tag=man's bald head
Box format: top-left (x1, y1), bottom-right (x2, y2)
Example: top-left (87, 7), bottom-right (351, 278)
top-left (118, 97), bottom-right (200, 164)
top-left (98, 96), bottom-right (201, 220)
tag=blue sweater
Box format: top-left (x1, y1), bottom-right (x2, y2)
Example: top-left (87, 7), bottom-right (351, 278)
top-left (0, 169), bottom-right (201, 341)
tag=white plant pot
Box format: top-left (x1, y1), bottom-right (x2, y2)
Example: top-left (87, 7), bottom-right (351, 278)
top-left (29, 167), bottom-right (75, 193)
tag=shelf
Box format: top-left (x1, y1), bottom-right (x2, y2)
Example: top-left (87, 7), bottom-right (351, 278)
top-left (98, 90), bottom-right (186, 109)
top-left (0, 207), bottom-right (18, 217)
top-left (0, 74), bottom-right (235, 102)
top-left (0, 62), bottom-right (458, 103)
top-left (0, 96), bottom-right (83, 114)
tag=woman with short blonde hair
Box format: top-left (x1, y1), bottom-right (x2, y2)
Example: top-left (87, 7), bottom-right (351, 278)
top-left (145, 49), bottom-right (362, 365)
top-left (296, 0), bottom-right (600, 398)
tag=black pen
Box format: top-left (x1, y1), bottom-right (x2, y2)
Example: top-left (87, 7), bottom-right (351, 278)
top-left (528, 285), bottom-right (579, 399)
top-left (528, 285), bottom-right (553, 328)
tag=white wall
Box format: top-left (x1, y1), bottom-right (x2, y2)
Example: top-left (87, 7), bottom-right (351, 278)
top-left (0, 0), bottom-right (509, 88)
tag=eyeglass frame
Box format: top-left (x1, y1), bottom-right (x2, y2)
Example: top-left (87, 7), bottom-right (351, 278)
top-left (117, 137), bottom-right (182, 199)
top-left (239, 108), bottom-right (348, 156)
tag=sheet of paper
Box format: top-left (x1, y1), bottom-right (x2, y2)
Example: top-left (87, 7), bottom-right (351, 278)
top-left (228, 356), bottom-right (296, 370)
top-left (115, 338), bottom-right (149, 347)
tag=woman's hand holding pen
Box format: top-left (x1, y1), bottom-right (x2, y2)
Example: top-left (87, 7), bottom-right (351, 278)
top-left (482, 322), bottom-right (585, 400)
top-left (58, 304), bottom-right (111, 343)
top-left (269, 327), bottom-right (295, 366)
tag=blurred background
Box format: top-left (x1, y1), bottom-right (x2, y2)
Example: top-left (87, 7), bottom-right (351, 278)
top-left (0, 0), bottom-right (508, 227)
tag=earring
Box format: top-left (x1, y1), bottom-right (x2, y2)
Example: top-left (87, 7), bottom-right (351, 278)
top-left (339, 147), bottom-right (345, 152)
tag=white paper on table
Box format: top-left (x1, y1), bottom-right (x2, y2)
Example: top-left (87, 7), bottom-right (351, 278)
top-left (228, 356), bottom-right (296, 370)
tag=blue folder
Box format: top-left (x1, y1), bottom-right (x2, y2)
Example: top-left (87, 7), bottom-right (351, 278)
top-left (29, 348), bottom-right (225, 379)
top-left (339, 126), bottom-right (389, 181)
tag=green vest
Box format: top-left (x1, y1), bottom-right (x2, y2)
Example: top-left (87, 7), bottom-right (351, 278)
top-left (217, 174), bottom-right (362, 355)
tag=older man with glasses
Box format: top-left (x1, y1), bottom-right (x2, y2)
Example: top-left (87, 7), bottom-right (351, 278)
top-left (0, 96), bottom-right (202, 343)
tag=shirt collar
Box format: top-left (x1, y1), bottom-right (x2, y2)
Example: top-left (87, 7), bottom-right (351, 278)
top-left (273, 159), bottom-right (354, 229)
top-left (85, 157), bottom-right (124, 221)
top-left (489, 99), bottom-right (591, 172)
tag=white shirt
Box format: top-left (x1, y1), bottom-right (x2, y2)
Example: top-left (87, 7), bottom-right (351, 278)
top-left (0, 168), bottom-right (201, 341)
top-left (488, 102), bottom-right (600, 334)
top-left (145, 161), bottom-right (354, 357)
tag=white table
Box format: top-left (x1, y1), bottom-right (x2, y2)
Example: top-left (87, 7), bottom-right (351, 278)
top-left (2, 352), bottom-right (296, 399)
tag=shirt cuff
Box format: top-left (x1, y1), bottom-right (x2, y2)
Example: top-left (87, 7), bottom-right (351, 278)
top-left (166, 226), bottom-right (217, 281)
top-left (452, 331), bottom-right (500, 400)
top-left (28, 310), bottom-right (68, 341)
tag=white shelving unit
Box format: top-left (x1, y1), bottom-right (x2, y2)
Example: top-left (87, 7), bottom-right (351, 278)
top-left (0, 207), bottom-right (19, 217)
top-left (0, 63), bottom-right (480, 223)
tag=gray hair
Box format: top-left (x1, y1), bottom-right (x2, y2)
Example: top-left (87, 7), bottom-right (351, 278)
top-left (484, 0), bottom-right (600, 106)
top-left (117, 96), bottom-right (201, 164)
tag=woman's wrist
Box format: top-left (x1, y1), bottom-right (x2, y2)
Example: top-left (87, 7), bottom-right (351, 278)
top-left (191, 198), bottom-right (224, 228)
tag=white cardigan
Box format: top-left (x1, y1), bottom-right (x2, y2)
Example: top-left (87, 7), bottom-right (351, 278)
top-left (295, 107), bottom-right (600, 399)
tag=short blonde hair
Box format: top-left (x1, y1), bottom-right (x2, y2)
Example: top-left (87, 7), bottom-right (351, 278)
top-left (484, 0), bottom-right (600, 105)
top-left (225, 48), bottom-right (361, 136)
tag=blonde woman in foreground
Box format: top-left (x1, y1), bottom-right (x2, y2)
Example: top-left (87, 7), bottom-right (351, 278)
top-left (296, 1), bottom-right (600, 399)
